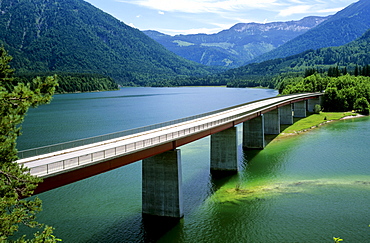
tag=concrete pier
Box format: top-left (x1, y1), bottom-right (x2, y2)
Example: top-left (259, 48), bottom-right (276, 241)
top-left (210, 127), bottom-right (238, 172)
top-left (279, 104), bottom-right (293, 125)
top-left (293, 101), bottom-right (307, 118)
top-left (243, 115), bottom-right (265, 149)
top-left (142, 149), bottom-right (183, 218)
top-left (307, 97), bottom-right (322, 112)
top-left (264, 109), bottom-right (280, 135)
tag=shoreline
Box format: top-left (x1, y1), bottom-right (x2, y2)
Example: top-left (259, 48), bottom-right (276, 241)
top-left (276, 112), bottom-right (367, 140)
top-left (340, 114), bottom-right (365, 120)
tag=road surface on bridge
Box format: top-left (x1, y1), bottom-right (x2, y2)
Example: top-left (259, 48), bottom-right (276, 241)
top-left (17, 93), bottom-right (322, 181)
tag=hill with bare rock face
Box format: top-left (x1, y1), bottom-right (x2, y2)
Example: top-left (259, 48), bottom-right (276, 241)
top-left (251, 0), bottom-right (370, 64)
top-left (144, 16), bottom-right (328, 68)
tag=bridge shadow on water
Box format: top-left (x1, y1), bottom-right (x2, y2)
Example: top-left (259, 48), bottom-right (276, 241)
top-left (87, 213), bottom-right (181, 243)
top-left (86, 130), bottom-right (285, 242)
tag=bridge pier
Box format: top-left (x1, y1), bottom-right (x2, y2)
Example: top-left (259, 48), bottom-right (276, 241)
top-left (243, 115), bottom-right (265, 149)
top-left (293, 101), bottom-right (307, 118)
top-left (210, 127), bottom-right (238, 173)
top-left (280, 104), bottom-right (293, 125)
top-left (264, 109), bottom-right (280, 135)
top-left (142, 149), bottom-right (183, 218)
top-left (307, 97), bottom-right (322, 112)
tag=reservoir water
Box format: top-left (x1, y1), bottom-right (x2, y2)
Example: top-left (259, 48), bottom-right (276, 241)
top-left (17, 87), bottom-right (370, 242)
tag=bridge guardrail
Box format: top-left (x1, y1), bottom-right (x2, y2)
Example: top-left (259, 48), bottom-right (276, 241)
top-left (25, 92), bottom-right (323, 177)
top-left (18, 93), bottom-right (323, 160)
top-left (28, 108), bottom-right (256, 176)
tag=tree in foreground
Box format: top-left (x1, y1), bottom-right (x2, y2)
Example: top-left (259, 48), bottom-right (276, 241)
top-left (0, 46), bottom-right (60, 242)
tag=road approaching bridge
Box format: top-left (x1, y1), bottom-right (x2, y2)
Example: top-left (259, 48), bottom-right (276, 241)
top-left (18, 92), bottom-right (323, 218)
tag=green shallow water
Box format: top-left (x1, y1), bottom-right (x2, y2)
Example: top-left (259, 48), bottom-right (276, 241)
top-left (16, 88), bottom-right (370, 242)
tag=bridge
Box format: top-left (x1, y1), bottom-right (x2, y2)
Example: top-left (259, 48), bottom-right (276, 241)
top-left (18, 92), bottom-right (323, 218)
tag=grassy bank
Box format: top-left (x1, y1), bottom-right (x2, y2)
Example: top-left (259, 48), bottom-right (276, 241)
top-left (279, 112), bottom-right (359, 136)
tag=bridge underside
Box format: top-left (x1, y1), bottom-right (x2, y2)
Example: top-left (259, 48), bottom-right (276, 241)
top-left (32, 95), bottom-right (323, 218)
top-left (35, 120), bottom-right (244, 194)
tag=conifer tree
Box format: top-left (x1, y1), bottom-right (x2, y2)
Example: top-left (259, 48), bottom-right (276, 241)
top-left (0, 46), bottom-right (60, 242)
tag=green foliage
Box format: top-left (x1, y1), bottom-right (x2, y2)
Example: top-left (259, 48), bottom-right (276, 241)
top-left (280, 73), bottom-right (370, 114)
top-left (144, 16), bottom-right (328, 68)
top-left (354, 97), bottom-right (370, 115)
top-left (314, 104), bottom-right (321, 114)
top-left (222, 28), bottom-right (370, 88)
top-left (0, 46), bottom-right (60, 241)
top-left (16, 73), bottom-right (119, 93)
top-left (0, 0), bottom-right (218, 87)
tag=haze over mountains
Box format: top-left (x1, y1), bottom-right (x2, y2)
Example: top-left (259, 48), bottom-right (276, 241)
top-left (252, 0), bottom-right (370, 64)
top-left (0, 0), bottom-right (218, 86)
top-left (220, 28), bottom-right (370, 87)
top-left (145, 0), bottom-right (370, 69)
top-left (144, 16), bottom-right (328, 68)
top-left (0, 0), bottom-right (370, 88)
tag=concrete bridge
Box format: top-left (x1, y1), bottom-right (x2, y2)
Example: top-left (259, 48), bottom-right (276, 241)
top-left (18, 92), bottom-right (323, 218)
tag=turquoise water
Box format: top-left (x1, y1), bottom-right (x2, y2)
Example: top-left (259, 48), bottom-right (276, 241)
top-left (17, 87), bottom-right (370, 242)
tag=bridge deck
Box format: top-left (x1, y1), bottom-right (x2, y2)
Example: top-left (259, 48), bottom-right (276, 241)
top-left (17, 93), bottom-right (323, 180)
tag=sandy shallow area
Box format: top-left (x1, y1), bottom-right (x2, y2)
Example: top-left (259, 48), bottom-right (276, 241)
top-left (340, 114), bottom-right (365, 120)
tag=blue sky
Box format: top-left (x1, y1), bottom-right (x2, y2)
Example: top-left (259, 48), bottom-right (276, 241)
top-left (84, 0), bottom-right (357, 35)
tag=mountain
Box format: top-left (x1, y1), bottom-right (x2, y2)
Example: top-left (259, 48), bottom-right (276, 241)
top-left (251, 0), bottom-right (370, 64)
top-left (144, 16), bottom-right (328, 68)
top-left (222, 27), bottom-right (370, 87)
top-left (0, 0), bottom-right (218, 86)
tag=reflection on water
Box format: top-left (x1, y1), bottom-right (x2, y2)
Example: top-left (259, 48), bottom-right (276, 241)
top-left (16, 88), bottom-right (370, 242)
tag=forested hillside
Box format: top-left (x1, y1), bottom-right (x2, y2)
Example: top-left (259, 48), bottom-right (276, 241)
top-left (16, 73), bottom-right (119, 93)
top-left (156, 27), bottom-right (370, 88)
top-left (252, 0), bottom-right (370, 64)
top-left (144, 16), bottom-right (327, 68)
top-left (0, 0), bottom-right (218, 86)
top-left (221, 28), bottom-right (370, 88)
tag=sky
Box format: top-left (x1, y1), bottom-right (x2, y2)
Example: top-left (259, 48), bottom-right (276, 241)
top-left (84, 0), bottom-right (358, 36)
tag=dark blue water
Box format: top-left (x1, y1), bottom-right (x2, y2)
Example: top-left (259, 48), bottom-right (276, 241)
top-left (17, 87), bottom-right (370, 242)
top-left (19, 87), bottom-right (277, 150)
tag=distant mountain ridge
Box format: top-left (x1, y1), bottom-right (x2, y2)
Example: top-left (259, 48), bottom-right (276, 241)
top-left (0, 0), bottom-right (216, 86)
top-left (144, 16), bottom-right (328, 68)
top-left (220, 27), bottom-right (370, 88)
top-left (251, 0), bottom-right (370, 64)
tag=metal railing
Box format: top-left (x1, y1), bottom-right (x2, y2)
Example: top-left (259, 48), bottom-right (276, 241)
top-left (17, 94), bottom-right (291, 159)
top-left (28, 110), bottom-right (253, 176)
top-left (24, 92), bottom-right (324, 177)
top-left (18, 92), bottom-right (324, 160)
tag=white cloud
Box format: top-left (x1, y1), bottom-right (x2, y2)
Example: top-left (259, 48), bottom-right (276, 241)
top-left (278, 5), bottom-right (311, 17)
top-left (317, 7), bottom-right (345, 14)
top-left (117, 0), bottom-right (279, 13)
top-left (110, 0), bottom-right (357, 35)
top-left (159, 26), bottom-right (227, 35)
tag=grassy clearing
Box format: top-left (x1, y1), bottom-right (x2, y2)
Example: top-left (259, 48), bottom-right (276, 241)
top-left (280, 112), bottom-right (358, 135)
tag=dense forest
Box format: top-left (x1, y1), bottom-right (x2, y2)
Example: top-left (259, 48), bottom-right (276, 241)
top-left (144, 16), bottom-right (327, 68)
top-left (219, 28), bottom-right (370, 88)
top-left (15, 73), bottom-right (119, 93)
top-left (144, 27), bottom-right (370, 88)
top-left (280, 73), bottom-right (370, 114)
top-left (0, 0), bottom-right (220, 87)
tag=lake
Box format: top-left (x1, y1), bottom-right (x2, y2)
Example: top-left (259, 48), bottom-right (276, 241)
top-left (17, 87), bottom-right (370, 242)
